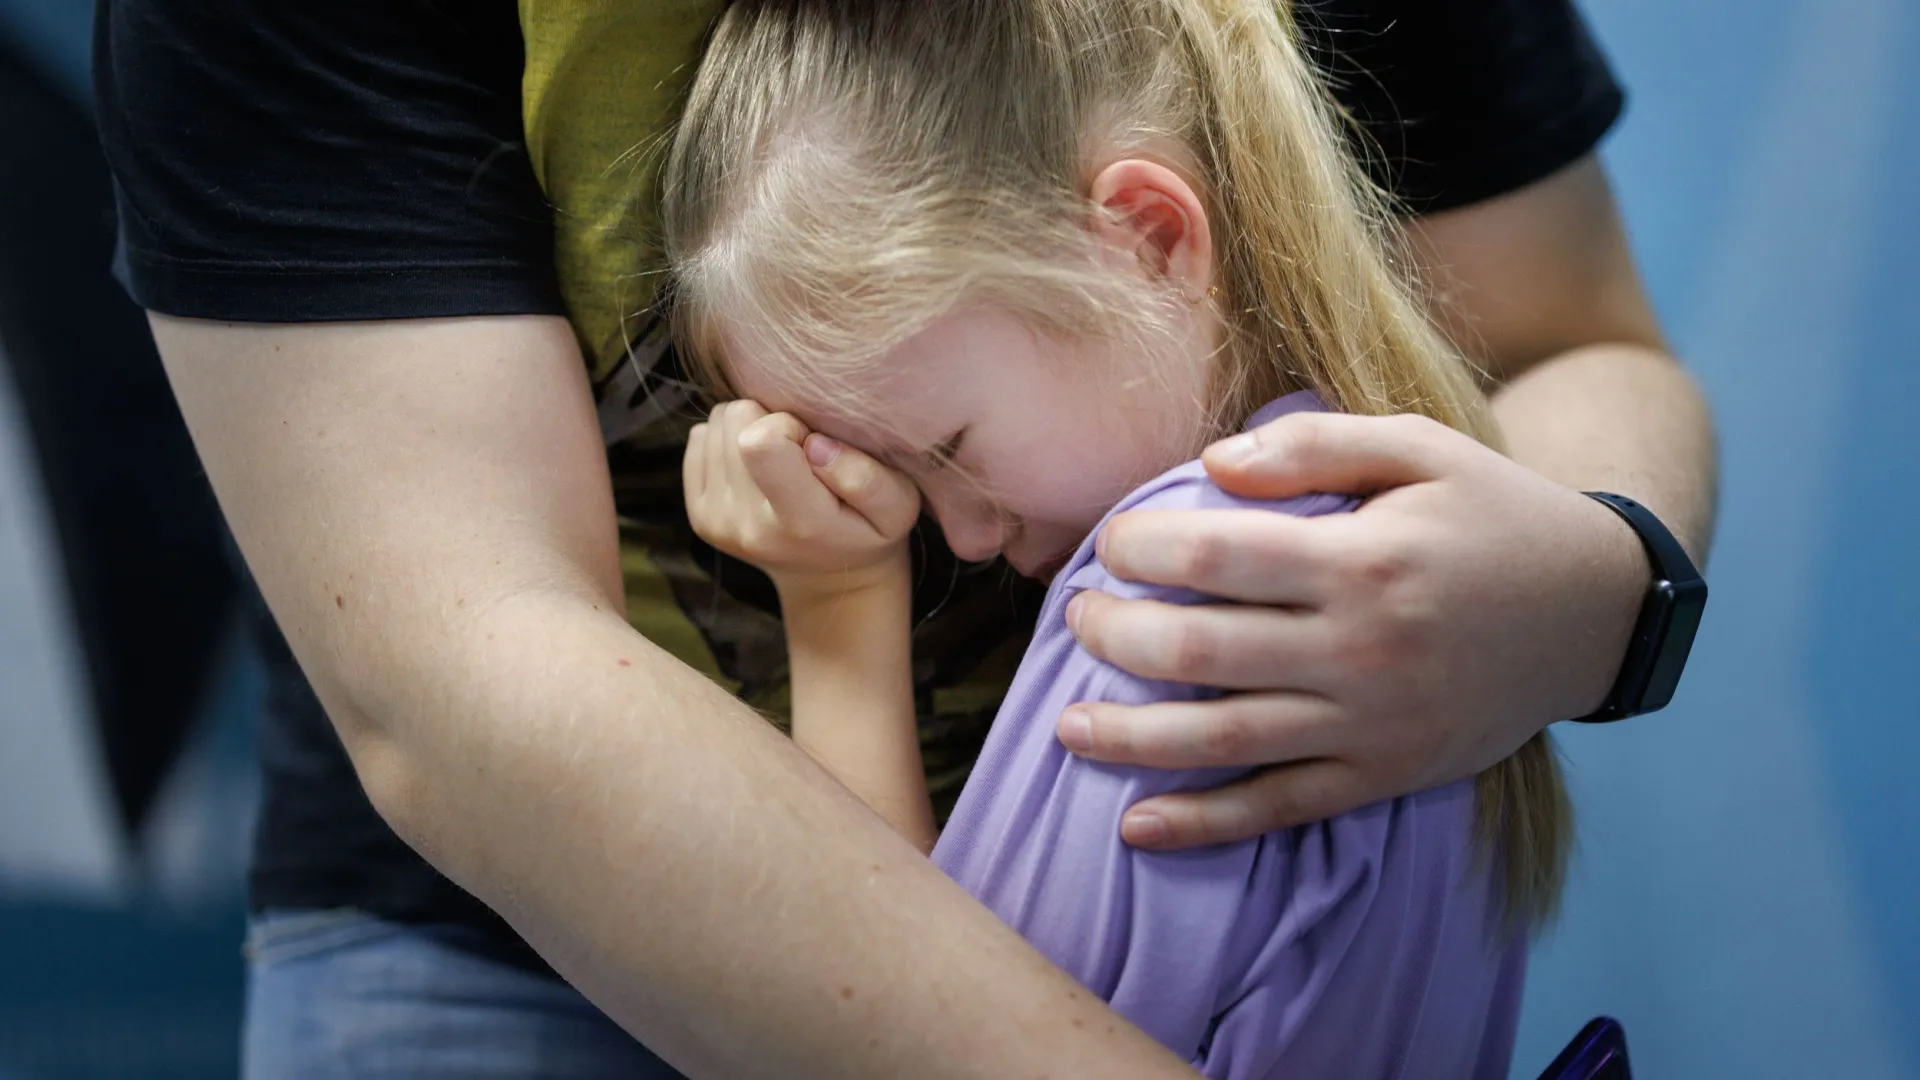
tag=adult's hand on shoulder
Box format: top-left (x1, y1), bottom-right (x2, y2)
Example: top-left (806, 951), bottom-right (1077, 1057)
top-left (1058, 410), bottom-right (1650, 849)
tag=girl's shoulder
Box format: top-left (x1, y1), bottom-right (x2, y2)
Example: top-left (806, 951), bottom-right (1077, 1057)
top-left (1096, 387), bottom-right (1361, 530)
top-left (1060, 453), bottom-right (1360, 605)
top-left (1112, 456), bottom-right (1359, 518)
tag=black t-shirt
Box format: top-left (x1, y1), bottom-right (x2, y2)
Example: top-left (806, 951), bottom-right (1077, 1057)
top-left (94, 0), bottom-right (1624, 979)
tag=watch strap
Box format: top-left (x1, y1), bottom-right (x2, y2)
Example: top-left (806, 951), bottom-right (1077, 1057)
top-left (1572, 492), bottom-right (1708, 723)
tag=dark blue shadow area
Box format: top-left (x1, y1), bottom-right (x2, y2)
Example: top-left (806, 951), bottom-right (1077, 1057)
top-left (0, 0), bottom-right (92, 102)
top-left (0, 902), bottom-right (244, 1080)
top-left (0, 611), bottom-right (261, 1079)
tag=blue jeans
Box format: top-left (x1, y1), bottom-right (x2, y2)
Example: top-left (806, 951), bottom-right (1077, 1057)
top-left (242, 909), bottom-right (686, 1079)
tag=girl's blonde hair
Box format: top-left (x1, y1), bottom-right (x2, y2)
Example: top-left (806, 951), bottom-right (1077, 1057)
top-left (661, 0), bottom-right (1569, 926)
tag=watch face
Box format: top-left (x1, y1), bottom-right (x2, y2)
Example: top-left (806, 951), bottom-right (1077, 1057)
top-left (1643, 580), bottom-right (1707, 710)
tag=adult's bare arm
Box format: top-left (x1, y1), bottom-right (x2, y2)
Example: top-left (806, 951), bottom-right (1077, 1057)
top-left (154, 313), bottom-right (1193, 1079)
top-left (1063, 157), bottom-right (1718, 847)
top-left (1415, 156), bottom-right (1716, 558)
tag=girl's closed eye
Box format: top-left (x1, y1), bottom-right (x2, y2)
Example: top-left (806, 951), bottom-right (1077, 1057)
top-left (924, 428), bottom-right (966, 471)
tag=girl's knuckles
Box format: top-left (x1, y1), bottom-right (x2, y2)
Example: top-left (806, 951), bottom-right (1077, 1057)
top-left (837, 468), bottom-right (877, 501)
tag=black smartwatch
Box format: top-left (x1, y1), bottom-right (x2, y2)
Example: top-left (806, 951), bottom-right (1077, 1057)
top-left (1572, 492), bottom-right (1708, 723)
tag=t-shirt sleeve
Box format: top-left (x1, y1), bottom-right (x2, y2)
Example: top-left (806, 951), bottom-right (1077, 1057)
top-left (1300, 0), bottom-right (1627, 214)
top-left (932, 488), bottom-right (1368, 1070)
top-left (935, 653), bottom-right (1270, 1062)
top-left (92, 0), bottom-right (565, 322)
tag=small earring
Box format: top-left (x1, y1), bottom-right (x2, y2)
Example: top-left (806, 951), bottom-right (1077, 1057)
top-left (1206, 285), bottom-right (1221, 299)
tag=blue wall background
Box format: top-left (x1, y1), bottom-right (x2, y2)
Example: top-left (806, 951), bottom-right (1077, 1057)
top-left (1517, 0), bottom-right (1920, 1075)
top-left (2, 0), bottom-right (1916, 1077)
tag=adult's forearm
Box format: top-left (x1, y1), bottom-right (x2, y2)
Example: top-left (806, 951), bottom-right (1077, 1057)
top-left (1408, 157), bottom-right (1719, 565)
top-left (1490, 342), bottom-right (1718, 565)
top-left (339, 592), bottom-right (1181, 1078)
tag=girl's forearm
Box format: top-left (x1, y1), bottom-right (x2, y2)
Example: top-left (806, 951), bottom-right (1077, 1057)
top-left (780, 571), bottom-right (938, 852)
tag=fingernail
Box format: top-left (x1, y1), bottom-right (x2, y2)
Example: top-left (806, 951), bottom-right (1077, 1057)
top-left (1065, 592), bottom-right (1085, 634)
top-left (1122, 812), bottom-right (1168, 846)
top-left (1058, 708), bottom-right (1093, 751)
top-left (1209, 433), bottom-right (1260, 467)
top-left (805, 434), bottom-right (841, 467)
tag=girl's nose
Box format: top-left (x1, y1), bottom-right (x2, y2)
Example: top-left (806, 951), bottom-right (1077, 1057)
top-left (927, 491), bottom-right (1005, 564)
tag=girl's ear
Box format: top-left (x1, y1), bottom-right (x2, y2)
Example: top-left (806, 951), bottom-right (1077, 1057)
top-left (1088, 158), bottom-right (1215, 299)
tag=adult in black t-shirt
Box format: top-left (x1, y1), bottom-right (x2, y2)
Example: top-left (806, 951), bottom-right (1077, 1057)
top-left (95, 1), bottom-right (1716, 1076)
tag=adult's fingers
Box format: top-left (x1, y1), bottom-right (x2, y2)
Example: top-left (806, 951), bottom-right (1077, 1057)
top-left (805, 433), bottom-right (920, 538)
top-left (1202, 411), bottom-right (1461, 501)
top-left (1056, 693), bottom-right (1341, 769)
top-left (1095, 507), bottom-right (1346, 603)
top-left (1065, 590), bottom-right (1335, 690)
top-left (1119, 759), bottom-right (1366, 849)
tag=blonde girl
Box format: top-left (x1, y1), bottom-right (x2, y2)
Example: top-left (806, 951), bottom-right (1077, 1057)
top-left (666, 1), bottom-right (1568, 1074)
